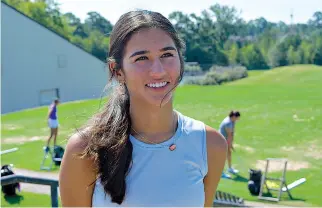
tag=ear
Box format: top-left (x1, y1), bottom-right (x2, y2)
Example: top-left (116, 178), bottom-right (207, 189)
top-left (108, 62), bottom-right (117, 72)
top-left (109, 62), bottom-right (125, 83)
top-left (116, 70), bottom-right (125, 83)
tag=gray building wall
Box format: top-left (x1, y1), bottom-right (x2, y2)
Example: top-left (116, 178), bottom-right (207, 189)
top-left (1, 2), bottom-right (108, 114)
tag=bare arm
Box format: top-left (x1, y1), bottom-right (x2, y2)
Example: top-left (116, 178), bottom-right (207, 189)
top-left (204, 125), bottom-right (228, 207)
top-left (47, 106), bottom-right (53, 119)
top-left (59, 133), bottom-right (97, 207)
top-left (225, 127), bottom-right (234, 148)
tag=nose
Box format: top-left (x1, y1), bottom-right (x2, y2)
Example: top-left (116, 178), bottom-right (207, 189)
top-left (149, 58), bottom-right (166, 78)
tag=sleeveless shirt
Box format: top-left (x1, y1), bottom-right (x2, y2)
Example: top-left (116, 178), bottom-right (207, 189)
top-left (92, 111), bottom-right (208, 207)
top-left (49, 104), bottom-right (57, 120)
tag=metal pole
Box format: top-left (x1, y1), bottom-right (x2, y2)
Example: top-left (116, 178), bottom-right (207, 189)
top-left (50, 184), bottom-right (59, 207)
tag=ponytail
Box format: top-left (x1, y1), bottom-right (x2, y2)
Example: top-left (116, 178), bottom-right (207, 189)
top-left (80, 83), bottom-right (133, 204)
top-left (229, 110), bottom-right (241, 118)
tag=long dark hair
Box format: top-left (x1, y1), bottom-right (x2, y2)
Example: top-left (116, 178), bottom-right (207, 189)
top-left (229, 110), bottom-right (241, 118)
top-left (79, 10), bottom-right (185, 204)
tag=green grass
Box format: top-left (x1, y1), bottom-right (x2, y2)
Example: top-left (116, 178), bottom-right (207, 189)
top-left (1, 191), bottom-right (61, 207)
top-left (1, 99), bottom-right (103, 139)
top-left (247, 69), bottom-right (267, 77)
top-left (2, 64), bottom-right (322, 206)
top-left (1, 99), bottom-right (104, 173)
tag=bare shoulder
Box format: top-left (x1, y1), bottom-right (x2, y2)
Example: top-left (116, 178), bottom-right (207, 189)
top-left (203, 125), bottom-right (228, 206)
top-left (205, 125), bottom-right (228, 154)
top-left (61, 130), bottom-right (96, 174)
top-left (59, 130), bottom-right (97, 207)
top-left (65, 130), bottom-right (89, 154)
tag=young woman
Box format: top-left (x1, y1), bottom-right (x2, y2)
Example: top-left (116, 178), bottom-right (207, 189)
top-left (44, 99), bottom-right (59, 153)
top-left (59, 10), bottom-right (227, 207)
top-left (219, 110), bottom-right (241, 178)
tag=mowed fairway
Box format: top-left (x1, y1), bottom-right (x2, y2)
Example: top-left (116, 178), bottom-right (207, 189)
top-left (1, 65), bottom-right (322, 206)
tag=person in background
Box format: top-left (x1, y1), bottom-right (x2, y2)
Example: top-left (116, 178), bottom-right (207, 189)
top-left (44, 99), bottom-right (59, 152)
top-left (219, 110), bottom-right (241, 178)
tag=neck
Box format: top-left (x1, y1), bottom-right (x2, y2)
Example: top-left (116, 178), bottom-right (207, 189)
top-left (130, 99), bottom-right (177, 143)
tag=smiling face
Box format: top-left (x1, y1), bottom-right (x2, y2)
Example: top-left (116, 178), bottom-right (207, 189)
top-left (118, 28), bottom-right (181, 107)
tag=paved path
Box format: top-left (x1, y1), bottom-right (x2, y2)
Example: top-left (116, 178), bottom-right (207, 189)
top-left (244, 201), bottom-right (287, 207)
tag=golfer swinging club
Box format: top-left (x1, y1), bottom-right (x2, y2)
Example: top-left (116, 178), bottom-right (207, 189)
top-left (219, 110), bottom-right (241, 178)
top-left (44, 99), bottom-right (59, 153)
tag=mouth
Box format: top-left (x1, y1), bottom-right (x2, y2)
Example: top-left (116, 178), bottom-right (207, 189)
top-left (145, 81), bottom-right (170, 89)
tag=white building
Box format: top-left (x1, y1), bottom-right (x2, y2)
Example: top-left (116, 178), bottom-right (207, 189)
top-left (1, 2), bottom-right (108, 114)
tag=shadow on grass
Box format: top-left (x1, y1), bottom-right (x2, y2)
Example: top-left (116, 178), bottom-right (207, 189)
top-left (231, 174), bottom-right (249, 183)
top-left (3, 194), bottom-right (24, 205)
top-left (281, 194), bottom-right (307, 202)
top-left (259, 191), bottom-right (307, 202)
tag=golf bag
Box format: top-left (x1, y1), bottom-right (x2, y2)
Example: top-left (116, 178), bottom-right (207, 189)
top-left (248, 169), bottom-right (262, 196)
top-left (53, 145), bottom-right (65, 166)
top-left (1, 165), bottom-right (20, 196)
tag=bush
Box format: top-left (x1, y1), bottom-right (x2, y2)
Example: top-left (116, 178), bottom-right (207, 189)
top-left (184, 65), bottom-right (248, 85)
top-left (184, 64), bottom-right (203, 76)
top-left (206, 65), bottom-right (248, 84)
top-left (184, 76), bottom-right (205, 85)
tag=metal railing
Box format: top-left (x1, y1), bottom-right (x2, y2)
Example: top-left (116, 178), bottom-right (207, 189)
top-left (1, 174), bottom-right (59, 207)
top-left (1, 172), bottom-right (244, 207)
top-left (213, 190), bottom-right (245, 207)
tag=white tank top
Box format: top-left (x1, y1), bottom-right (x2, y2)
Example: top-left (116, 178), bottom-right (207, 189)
top-left (92, 111), bottom-right (208, 207)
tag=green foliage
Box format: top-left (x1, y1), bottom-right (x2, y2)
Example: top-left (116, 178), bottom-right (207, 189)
top-left (312, 35), bottom-right (322, 65)
top-left (169, 6), bottom-right (322, 69)
top-left (3, 0), bottom-right (322, 67)
top-left (224, 41), bottom-right (240, 65)
top-left (88, 31), bottom-right (110, 61)
top-left (239, 44), bottom-right (268, 69)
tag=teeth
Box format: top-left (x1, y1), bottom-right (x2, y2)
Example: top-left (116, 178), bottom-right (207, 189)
top-left (147, 82), bottom-right (167, 88)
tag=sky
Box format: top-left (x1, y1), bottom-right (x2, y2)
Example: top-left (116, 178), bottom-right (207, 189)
top-left (56, 0), bottom-right (321, 24)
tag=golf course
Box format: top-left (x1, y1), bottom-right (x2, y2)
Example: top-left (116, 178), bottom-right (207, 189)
top-left (1, 64), bottom-right (322, 206)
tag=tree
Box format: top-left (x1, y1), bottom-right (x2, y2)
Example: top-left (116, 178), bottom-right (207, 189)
top-left (4, 0), bottom-right (322, 68)
top-left (287, 46), bottom-right (300, 65)
top-left (85, 12), bottom-right (113, 35)
top-left (224, 41), bottom-right (239, 65)
top-left (63, 12), bottom-right (81, 26)
top-left (308, 11), bottom-right (322, 28)
top-left (269, 34), bottom-right (302, 67)
top-left (240, 44), bottom-right (268, 69)
top-left (209, 3), bottom-right (241, 47)
top-left (88, 31), bottom-right (110, 61)
top-left (312, 36), bottom-right (322, 65)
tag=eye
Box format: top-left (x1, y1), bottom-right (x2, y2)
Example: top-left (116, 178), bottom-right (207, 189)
top-left (161, 53), bottom-right (174, 58)
top-left (135, 56), bottom-right (148, 62)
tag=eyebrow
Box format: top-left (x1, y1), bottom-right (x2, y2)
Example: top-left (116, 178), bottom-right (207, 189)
top-left (160, 46), bottom-right (177, 52)
top-left (129, 50), bottom-right (149, 58)
top-left (129, 46), bottom-right (177, 58)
